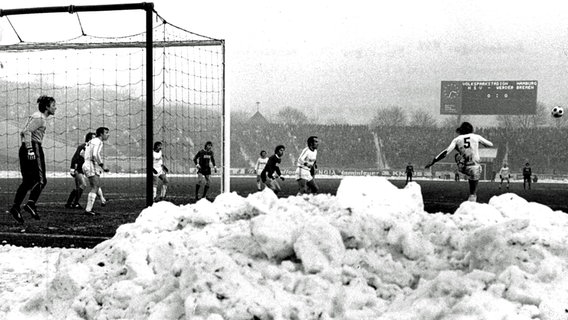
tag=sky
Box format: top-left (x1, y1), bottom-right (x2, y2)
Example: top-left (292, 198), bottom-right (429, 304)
top-left (1, 176), bottom-right (567, 319)
top-left (2, 0), bottom-right (568, 124)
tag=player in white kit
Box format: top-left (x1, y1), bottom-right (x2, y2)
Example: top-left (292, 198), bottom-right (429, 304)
top-left (153, 141), bottom-right (169, 201)
top-left (82, 127), bottom-right (110, 215)
top-left (295, 136), bottom-right (319, 195)
top-left (498, 163), bottom-right (511, 189)
top-left (425, 122), bottom-right (493, 202)
top-left (255, 150), bottom-right (268, 191)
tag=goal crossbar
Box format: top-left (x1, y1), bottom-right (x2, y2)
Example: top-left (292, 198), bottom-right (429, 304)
top-left (0, 3), bottom-right (152, 17)
top-left (0, 40), bottom-right (224, 51)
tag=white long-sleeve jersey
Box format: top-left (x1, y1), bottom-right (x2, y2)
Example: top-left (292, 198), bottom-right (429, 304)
top-left (499, 166), bottom-right (510, 177)
top-left (443, 133), bottom-right (493, 165)
top-left (153, 150), bottom-right (163, 171)
top-left (296, 147), bottom-right (317, 170)
top-left (255, 157), bottom-right (268, 175)
top-left (84, 137), bottom-right (104, 165)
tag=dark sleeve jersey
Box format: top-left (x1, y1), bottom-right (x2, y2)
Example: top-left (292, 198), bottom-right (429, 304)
top-left (406, 165), bottom-right (414, 174)
top-left (193, 149), bottom-right (216, 174)
top-left (523, 167), bottom-right (532, 177)
top-left (260, 155), bottom-right (282, 182)
top-left (70, 142), bottom-right (87, 173)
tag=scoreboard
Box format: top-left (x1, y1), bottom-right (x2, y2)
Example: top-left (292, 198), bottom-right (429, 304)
top-left (440, 80), bottom-right (537, 115)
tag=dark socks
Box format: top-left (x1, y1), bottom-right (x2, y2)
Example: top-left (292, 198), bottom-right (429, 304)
top-left (66, 190), bottom-right (77, 205)
top-left (74, 189), bottom-right (83, 204)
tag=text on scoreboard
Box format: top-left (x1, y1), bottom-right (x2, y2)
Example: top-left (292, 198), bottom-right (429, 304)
top-left (440, 80), bottom-right (537, 115)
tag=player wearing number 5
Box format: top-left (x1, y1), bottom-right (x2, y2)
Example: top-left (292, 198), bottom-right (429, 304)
top-left (83, 127), bottom-right (110, 215)
top-left (425, 122), bottom-right (493, 202)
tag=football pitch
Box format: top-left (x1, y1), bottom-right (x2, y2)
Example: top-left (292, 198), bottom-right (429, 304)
top-left (0, 176), bottom-right (566, 248)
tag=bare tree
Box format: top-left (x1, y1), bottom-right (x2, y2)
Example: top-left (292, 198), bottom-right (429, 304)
top-left (231, 110), bottom-right (251, 125)
top-left (370, 105), bottom-right (407, 127)
top-left (276, 106), bottom-right (309, 124)
top-left (409, 109), bottom-right (437, 127)
top-left (324, 116), bottom-right (347, 125)
top-left (496, 102), bottom-right (548, 129)
top-left (439, 115), bottom-right (461, 128)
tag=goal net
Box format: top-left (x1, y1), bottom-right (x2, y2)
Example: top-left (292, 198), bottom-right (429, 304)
top-left (0, 4), bottom-right (225, 207)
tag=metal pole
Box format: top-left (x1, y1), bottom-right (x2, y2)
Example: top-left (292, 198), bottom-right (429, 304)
top-left (0, 40), bottom-right (225, 51)
top-left (222, 40), bottom-right (230, 193)
top-left (0, 3), bottom-right (150, 16)
top-left (145, 3), bottom-right (154, 207)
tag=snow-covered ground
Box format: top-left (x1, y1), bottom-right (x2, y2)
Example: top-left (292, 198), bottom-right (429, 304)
top-left (0, 177), bottom-right (567, 320)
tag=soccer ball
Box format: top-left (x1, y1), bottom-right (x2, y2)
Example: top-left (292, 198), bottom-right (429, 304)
top-left (552, 106), bottom-right (564, 118)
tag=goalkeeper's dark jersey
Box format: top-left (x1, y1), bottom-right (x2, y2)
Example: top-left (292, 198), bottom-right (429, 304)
top-left (70, 142), bottom-right (87, 174)
top-left (193, 149), bottom-right (216, 175)
top-left (260, 154), bottom-right (282, 182)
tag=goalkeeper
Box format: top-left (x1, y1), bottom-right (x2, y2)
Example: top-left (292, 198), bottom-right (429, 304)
top-left (152, 141), bottom-right (170, 201)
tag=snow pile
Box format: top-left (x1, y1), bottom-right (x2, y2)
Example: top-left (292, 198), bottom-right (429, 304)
top-left (1, 176), bottom-right (568, 320)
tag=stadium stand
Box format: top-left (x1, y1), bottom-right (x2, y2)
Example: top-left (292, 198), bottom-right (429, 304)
top-left (233, 121), bottom-right (568, 176)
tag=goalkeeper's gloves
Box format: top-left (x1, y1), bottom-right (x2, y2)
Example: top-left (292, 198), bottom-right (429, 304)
top-left (162, 165), bottom-right (169, 173)
top-left (214, 166), bottom-right (218, 173)
top-left (196, 164), bottom-right (201, 170)
top-left (70, 169), bottom-right (76, 177)
top-left (27, 148), bottom-right (35, 160)
top-left (152, 168), bottom-right (158, 175)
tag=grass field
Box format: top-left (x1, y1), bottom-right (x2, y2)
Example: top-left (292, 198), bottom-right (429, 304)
top-left (0, 176), bottom-right (566, 248)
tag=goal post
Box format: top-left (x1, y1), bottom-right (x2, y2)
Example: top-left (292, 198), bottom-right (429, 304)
top-left (0, 3), bottom-right (228, 207)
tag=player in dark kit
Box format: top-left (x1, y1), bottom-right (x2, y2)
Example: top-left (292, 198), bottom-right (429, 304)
top-left (9, 95), bottom-right (57, 223)
top-left (193, 141), bottom-right (217, 200)
top-left (65, 132), bottom-right (95, 209)
top-left (405, 162), bottom-right (414, 185)
top-left (522, 162), bottom-right (532, 190)
top-left (261, 145), bottom-right (286, 194)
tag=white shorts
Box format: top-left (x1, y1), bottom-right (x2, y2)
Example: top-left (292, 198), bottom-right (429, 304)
top-left (82, 161), bottom-right (102, 178)
top-left (153, 166), bottom-right (164, 177)
top-left (265, 177), bottom-right (281, 192)
top-left (295, 167), bottom-right (313, 181)
top-left (460, 164), bottom-right (482, 181)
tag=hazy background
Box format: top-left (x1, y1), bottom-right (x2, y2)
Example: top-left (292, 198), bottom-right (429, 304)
top-left (1, 0), bottom-right (568, 125)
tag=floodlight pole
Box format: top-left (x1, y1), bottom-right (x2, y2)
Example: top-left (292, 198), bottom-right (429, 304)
top-left (1, 2), bottom-right (156, 207)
